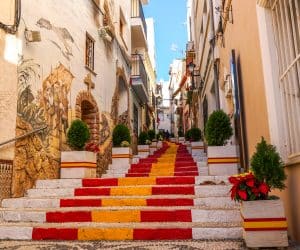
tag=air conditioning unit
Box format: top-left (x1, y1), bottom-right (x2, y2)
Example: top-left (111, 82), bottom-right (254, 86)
top-left (98, 26), bottom-right (113, 42)
top-left (224, 76), bottom-right (233, 98)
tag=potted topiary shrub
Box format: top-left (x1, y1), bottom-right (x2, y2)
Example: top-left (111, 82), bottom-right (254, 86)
top-left (178, 128), bottom-right (185, 144)
top-left (189, 127), bottom-right (204, 157)
top-left (61, 119), bottom-right (97, 179)
top-left (109, 124), bottom-right (132, 174)
top-left (148, 129), bottom-right (157, 155)
top-left (185, 129), bottom-right (192, 153)
top-left (229, 137), bottom-right (288, 248)
top-left (205, 110), bottom-right (237, 175)
top-left (137, 131), bottom-right (150, 158)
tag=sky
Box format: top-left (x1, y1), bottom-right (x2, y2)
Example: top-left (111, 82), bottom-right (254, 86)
top-left (144, 0), bottom-right (188, 81)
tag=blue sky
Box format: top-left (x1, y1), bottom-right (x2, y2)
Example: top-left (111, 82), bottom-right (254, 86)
top-left (144, 0), bottom-right (187, 81)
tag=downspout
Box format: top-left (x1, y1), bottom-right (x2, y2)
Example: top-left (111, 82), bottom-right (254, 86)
top-left (209, 0), bottom-right (220, 110)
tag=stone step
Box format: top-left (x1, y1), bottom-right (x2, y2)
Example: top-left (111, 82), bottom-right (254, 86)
top-left (0, 223), bottom-right (242, 240)
top-left (35, 176), bottom-right (230, 189)
top-left (25, 185), bottom-right (232, 198)
top-left (2, 197), bottom-right (238, 209)
top-left (0, 209), bottom-right (241, 224)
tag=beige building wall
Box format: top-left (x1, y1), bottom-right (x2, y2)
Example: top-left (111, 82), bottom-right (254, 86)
top-left (0, 0), bottom-right (132, 197)
top-left (218, 0), bottom-right (270, 156)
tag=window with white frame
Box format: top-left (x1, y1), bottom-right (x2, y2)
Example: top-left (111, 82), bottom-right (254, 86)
top-left (271, 0), bottom-right (300, 157)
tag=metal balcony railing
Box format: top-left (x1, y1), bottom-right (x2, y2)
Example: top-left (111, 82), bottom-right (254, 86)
top-left (131, 54), bottom-right (148, 92)
top-left (131, 0), bottom-right (147, 37)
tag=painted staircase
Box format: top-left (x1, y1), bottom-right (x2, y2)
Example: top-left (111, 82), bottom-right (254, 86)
top-left (0, 142), bottom-right (242, 240)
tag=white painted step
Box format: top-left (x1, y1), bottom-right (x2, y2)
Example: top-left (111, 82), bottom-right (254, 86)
top-left (2, 196), bottom-right (238, 209)
top-left (25, 185), bottom-right (232, 198)
top-left (0, 224), bottom-right (242, 240)
top-left (35, 176), bottom-right (230, 189)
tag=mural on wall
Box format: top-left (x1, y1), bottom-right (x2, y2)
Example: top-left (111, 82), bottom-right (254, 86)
top-left (13, 60), bottom-right (74, 197)
top-left (36, 18), bottom-right (77, 60)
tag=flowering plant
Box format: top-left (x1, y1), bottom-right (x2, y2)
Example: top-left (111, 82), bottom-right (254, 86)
top-left (85, 142), bottom-right (100, 153)
top-left (229, 172), bottom-right (270, 202)
top-left (120, 140), bottom-right (130, 147)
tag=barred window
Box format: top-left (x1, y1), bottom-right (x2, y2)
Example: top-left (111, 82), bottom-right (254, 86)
top-left (85, 33), bottom-right (95, 71)
top-left (271, 0), bottom-right (300, 156)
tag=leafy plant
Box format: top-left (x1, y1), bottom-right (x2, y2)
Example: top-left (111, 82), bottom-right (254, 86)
top-left (250, 137), bottom-right (286, 190)
top-left (178, 128), bottom-right (184, 137)
top-left (148, 129), bottom-right (156, 141)
top-left (205, 110), bottom-right (233, 146)
top-left (138, 131), bottom-right (150, 145)
top-left (190, 127), bottom-right (202, 141)
top-left (185, 129), bottom-right (191, 141)
top-left (112, 124), bottom-right (131, 147)
top-left (67, 119), bottom-right (90, 150)
top-left (156, 132), bottom-right (164, 141)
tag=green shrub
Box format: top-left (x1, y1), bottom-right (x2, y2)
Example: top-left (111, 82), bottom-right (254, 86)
top-left (156, 132), bottom-right (164, 141)
top-left (190, 127), bottom-right (202, 141)
top-left (178, 129), bottom-right (184, 137)
top-left (205, 110), bottom-right (233, 146)
top-left (112, 124), bottom-right (131, 147)
top-left (148, 129), bottom-right (156, 141)
top-left (251, 137), bottom-right (286, 190)
top-left (138, 131), bottom-right (149, 145)
top-left (185, 129), bottom-right (192, 141)
top-left (67, 119), bottom-right (90, 150)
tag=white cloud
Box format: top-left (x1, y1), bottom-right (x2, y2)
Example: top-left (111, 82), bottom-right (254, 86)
top-left (170, 43), bottom-right (178, 52)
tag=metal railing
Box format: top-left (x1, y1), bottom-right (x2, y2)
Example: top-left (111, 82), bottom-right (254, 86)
top-left (0, 160), bottom-right (13, 201)
top-left (131, 54), bottom-right (148, 92)
top-left (131, 0), bottom-right (147, 37)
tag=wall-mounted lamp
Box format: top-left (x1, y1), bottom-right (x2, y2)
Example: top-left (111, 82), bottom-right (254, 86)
top-left (215, 5), bottom-right (233, 24)
top-left (187, 62), bottom-right (204, 91)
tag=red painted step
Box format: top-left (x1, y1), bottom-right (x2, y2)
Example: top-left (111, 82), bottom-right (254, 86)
top-left (126, 171), bottom-right (198, 177)
top-left (32, 228), bottom-right (78, 240)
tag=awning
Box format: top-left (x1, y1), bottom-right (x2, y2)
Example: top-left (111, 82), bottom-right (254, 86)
top-left (172, 74), bottom-right (187, 98)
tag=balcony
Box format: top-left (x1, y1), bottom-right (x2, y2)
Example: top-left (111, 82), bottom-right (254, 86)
top-left (131, 0), bottom-right (147, 49)
top-left (131, 54), bottom-right (149, 103)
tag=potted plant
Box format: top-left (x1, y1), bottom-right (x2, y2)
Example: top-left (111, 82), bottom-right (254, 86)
top-left (110, 124), bottom-right (132, 171)
top-left (156, 132), bottom-right (164, 148)
top-left (137, 131), bottom-right (150, 158)
top-left (61, 119), bottom-right (97, 178)
top-left (169, 132), bottom-right (176, 143)
top-left (229, 137), bottom-right (288, 248)
top-left (189, 127), bottom-right (204, 157)
top-left (148, 129), bottom-right (157, 155)
top-left (204, 110), bottom-right (237, 175)
top-left (178, 128), bottom-right (185, 144)
top-left (185, 129), bottom-right (192, 153)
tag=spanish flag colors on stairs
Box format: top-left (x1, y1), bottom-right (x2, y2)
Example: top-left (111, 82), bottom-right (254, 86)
top-left (0, 142), bottom-right (242, 240)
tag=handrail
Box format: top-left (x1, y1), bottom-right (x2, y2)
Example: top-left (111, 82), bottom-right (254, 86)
top-left (0, 125), bottom-right (48, 148)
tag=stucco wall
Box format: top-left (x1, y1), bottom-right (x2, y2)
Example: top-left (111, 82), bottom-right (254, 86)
top-left (218, 0), bottom-right (270, 157)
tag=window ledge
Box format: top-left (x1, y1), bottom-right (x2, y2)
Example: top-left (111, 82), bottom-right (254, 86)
top-left (286, 153), bottom-right (300, 168)
top-left (85, 65), bottom-right (97, 76)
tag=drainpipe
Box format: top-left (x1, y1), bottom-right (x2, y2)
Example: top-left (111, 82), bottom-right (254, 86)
top-left (209, 0), bottom-right (220, 110)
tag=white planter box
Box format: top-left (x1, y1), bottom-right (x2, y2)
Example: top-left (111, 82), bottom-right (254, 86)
top-left (207, 145), bottom-right (238, 176)
top-left (191, 141), bottom-right (204, 156)
top-left (241, 200), bottom-right (288, 248)
top-left (149, 142), bottom-right (157, 155)
top-left (60, 151), bottom-right (97, 179)
top-left (137, 145), bottom-right (150, 158)
top-left (157, 141), bottom-right (163, 148)
top-left (111, 147), bottom-right (132, 168)
top-left (178, 137), bottom-right (185, 144)
top-left (186, 141), bottom-right (191, 154)
top-left (170, 137), bottom-right (176, 143)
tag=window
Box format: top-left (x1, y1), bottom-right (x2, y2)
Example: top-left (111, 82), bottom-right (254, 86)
top-left (271, 0), bottom-right (300, 156)
top-left (85, 33), bottom-right (95, 71)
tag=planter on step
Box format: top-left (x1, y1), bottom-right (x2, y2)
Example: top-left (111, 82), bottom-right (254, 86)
top-left (191, 141), bottom-right (204, 156)
top-left (111, 147), bottom-right (132, 169)
top-left (207, 145), bottom-right (238, 175)
top-left (241, 199), bottom-right (288, 248)
top-left (157, 141), bottom-right (163, 148)
top-left (186, 141), bottom-right (191, 154)
top-left (137, 145), bottom-right (150, 158)
top-left (149, 141), bottom-right (157, 155)
top-left (178, 137), bottom-right (185, 144)
top-left (60, 151), bottom-right (97, 178)
top-left (170, 137), bottom-right (176, 143)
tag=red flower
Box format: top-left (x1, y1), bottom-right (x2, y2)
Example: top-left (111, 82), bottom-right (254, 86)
top-left (251, 187), bottom-right (260, 196)
top-left (259, 182), bottom-right (270, 195)
top-left (246, 179), bottom-right (255, 187)
top-left (238, 190), bottom-right (248, 200)
top-left (230, 185), bottom-right (237, 199)
top-left (228, 176), bottom-right (240, 185)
